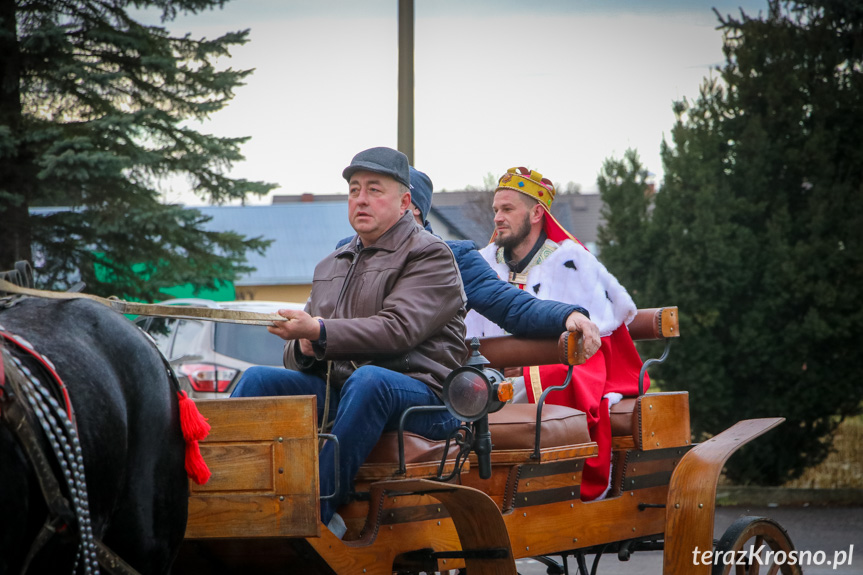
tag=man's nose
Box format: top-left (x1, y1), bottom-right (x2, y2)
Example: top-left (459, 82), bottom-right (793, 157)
top-left (354, 188), bottom-right (370, 204)
top-left (493, 212), bottom-right (504, 224)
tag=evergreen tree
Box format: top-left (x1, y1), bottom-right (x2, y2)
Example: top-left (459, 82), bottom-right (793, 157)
top-left (596, 148), bottom-right (652, 294)
top-left (0, 0), bottom-right (275, 301)
top-left (599, 1), bottom-right (863, 484)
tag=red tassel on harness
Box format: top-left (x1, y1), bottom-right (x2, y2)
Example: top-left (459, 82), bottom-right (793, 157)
top-left (177, 390), bottom-right (211, 441)
top-left (184, 439), bottom-right (212, 485)
top-left (177, 391), bottom-right (211, 484)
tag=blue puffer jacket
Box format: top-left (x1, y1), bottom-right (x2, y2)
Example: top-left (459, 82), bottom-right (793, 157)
top-left (335, 235), bottom-right (586, 338)
top-left (447, 240), bottom-right (585, 338)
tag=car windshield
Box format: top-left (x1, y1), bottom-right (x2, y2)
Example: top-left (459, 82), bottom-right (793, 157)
top-left (214, 323), bottom-right (285, 366)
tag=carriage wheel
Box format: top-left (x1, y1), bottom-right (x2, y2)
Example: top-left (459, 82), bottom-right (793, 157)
top-left (711, 516), bottom-right (800, 575)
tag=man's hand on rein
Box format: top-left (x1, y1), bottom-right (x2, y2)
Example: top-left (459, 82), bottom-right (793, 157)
top-left (268, 308), bottom-right (321, 342)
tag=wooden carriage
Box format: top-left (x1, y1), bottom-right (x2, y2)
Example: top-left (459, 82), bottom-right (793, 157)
top-left (174, 307), bottom-right (796, 575)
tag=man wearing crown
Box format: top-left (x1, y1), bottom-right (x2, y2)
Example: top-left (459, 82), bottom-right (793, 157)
top-left (464, 167), bottom-right (647, 500)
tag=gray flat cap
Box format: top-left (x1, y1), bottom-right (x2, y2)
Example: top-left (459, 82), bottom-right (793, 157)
top-left (342, 147), bottom-right (410, 188)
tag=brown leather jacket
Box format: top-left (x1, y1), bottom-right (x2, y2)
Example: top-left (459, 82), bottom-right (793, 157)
top-left (284, 211), bottom-right (468, 396)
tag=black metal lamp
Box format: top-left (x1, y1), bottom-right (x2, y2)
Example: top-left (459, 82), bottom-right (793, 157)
top-left (441, 338), bottom-right (511, 479)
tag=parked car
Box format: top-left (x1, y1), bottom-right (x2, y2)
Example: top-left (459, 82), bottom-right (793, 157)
top-left (134, 298), bottom-right (305, 398)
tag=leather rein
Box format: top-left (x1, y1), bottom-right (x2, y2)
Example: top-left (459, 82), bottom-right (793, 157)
top-left (0, 278), bottom-right (286, 325)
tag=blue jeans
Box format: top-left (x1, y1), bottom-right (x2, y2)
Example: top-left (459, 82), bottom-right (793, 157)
top-left (231, 365), bottom-right (459, 524)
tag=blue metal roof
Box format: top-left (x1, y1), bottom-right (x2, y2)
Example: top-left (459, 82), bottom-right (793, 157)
top-left (195, 203), bottom-right (355, 286)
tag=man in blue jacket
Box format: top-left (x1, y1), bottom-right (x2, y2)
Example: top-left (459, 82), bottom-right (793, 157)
top-left (339, 167), bottom-right (601, 357)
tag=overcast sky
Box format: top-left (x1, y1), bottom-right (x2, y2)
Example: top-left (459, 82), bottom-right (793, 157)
top-left (144, 0), bottom-right (767, 205)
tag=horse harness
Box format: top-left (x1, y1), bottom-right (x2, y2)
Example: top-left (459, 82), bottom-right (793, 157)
top-left (0, 319), bottom-right (142, 575)
top-left (0, 271), bottom-right (276, 574)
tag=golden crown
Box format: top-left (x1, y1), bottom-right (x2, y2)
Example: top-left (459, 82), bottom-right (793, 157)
top-left (495, 167), bottom-right (556, 210)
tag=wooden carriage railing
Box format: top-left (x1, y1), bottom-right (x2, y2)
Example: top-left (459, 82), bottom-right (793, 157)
top-left (471, 307), bottom-right (680, 459)
top-left (476, 306), bottom-right (679, 372)
top-left (362, 306), bottom-right (684, 480)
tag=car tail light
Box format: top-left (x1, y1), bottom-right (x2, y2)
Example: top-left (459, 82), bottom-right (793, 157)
top-left (178, 363), bottom-right (238, 393)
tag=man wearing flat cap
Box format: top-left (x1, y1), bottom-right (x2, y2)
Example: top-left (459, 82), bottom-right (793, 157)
top-left (232, 147), bottom-right (468, 536)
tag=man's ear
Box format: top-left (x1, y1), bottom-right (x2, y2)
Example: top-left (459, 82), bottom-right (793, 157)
top-left (400, 190), bottom-right (412, 213)
top-left (530, 203), bottom-right (544, 225)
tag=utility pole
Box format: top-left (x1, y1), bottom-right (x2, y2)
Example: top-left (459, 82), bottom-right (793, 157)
top-left (397, 0), bottom-right (414, 165)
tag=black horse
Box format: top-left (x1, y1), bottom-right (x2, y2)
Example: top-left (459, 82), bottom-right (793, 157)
top-left (0, 296), bottom-right (189, 574)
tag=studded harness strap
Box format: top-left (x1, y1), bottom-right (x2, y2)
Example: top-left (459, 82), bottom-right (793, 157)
top-left (0, 326), bottom-right (142, 575)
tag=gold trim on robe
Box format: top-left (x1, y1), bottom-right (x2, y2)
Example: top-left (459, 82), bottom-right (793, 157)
top-left (528, 365), bottom-right (542, 401)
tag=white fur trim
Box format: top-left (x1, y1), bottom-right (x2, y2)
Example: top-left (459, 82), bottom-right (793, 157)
top-left (604, 392), bottom-right (623, 407)
top-left (465, 239), bottom-right (637, 338)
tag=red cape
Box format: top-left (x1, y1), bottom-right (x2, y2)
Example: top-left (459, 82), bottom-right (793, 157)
top-left (525, 324), bottom-right (647, 500)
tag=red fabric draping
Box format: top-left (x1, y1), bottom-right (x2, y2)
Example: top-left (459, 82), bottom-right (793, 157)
top-left (525, 324), bottom-right (647, 500)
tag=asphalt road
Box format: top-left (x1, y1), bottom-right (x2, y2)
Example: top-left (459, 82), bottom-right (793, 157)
top-left (514, 504), bottom-right (863, 575)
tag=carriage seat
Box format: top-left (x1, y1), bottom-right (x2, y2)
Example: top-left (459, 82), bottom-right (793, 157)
top-left (610, 392), bottom-right (691, 450)
top-left (610, 397), bottom-right (638, 437)
top-left (486, 403), bottom-right (590, 449)
top-left (357, 403), bottom-right (592, 480)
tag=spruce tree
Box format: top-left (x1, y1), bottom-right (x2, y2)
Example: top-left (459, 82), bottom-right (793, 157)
top-left (0, 0), bottom-right (274, 301)
top-left (599, 1), bottom-right (863, 484)
top-left (596, 148), bottom-right (652, 294)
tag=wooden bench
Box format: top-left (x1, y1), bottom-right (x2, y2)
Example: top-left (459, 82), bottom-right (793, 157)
top-left (356, 306), bottom-right (683, 478)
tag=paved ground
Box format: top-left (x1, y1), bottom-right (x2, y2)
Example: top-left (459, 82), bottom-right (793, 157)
top-left (514, 504), bottom-right (863, 574)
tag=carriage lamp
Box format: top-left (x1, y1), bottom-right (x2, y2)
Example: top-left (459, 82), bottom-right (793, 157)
top-left (177, 363), bottom-right (238, 393)
top-left (441, 366), bottom-right (509, 422)
top-left (442, 339), bottom-right (511, 480)
top-left (443, 337), bottom-right (510, 421)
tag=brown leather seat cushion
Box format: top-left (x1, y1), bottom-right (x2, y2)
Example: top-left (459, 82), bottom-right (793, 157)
top-left (363, 403), bottom-right (592, 466)
top-left (488, 403), bottom-right (590, 450)
top-left (610, 397), bottom-right (637, 437)
top-left (364, 431), bottom-right (451, 465)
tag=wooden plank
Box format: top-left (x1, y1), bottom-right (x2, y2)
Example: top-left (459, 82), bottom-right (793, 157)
top-left (354, 459), bottom-right (465, 481)
top-left (663, 418), bottom-right (784, 575)
top-left (660, 307), bottom-right (679, 338)
top-left (505, 485), bottom-right (670, 558)
top-left (517, 471), bottom-right (584, 493)
top-left (612, 436), bottom-right (636, 450)
top-left (195, 396), bottom-right (317, 441)
top-left (185, 396), bottom-right (321, 539)
top-left (477, 443), bottom-right (598, 465)
top-left (194, 442), bottom-right (274, 492)
top-left (187, 493), bottom-right (319, 538)
top-left (636, 392), bottom-right (691, 451)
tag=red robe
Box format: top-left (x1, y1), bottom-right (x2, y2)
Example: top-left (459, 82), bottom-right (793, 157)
top-left (525, 324), bottom-right (647, 500)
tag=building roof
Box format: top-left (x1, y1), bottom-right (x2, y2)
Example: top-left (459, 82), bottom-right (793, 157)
top-left (195, 203), bottom-right (354, 286)
top-left (194, 191), bottom-right (606, 286)
top-left (430, 192), bottom-right (496, 245)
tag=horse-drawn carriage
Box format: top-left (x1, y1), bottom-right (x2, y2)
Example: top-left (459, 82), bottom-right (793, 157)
top-left (174, 307), bottom-right (795, 575)
top-left (0, 267), bottom-right (797, 575)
